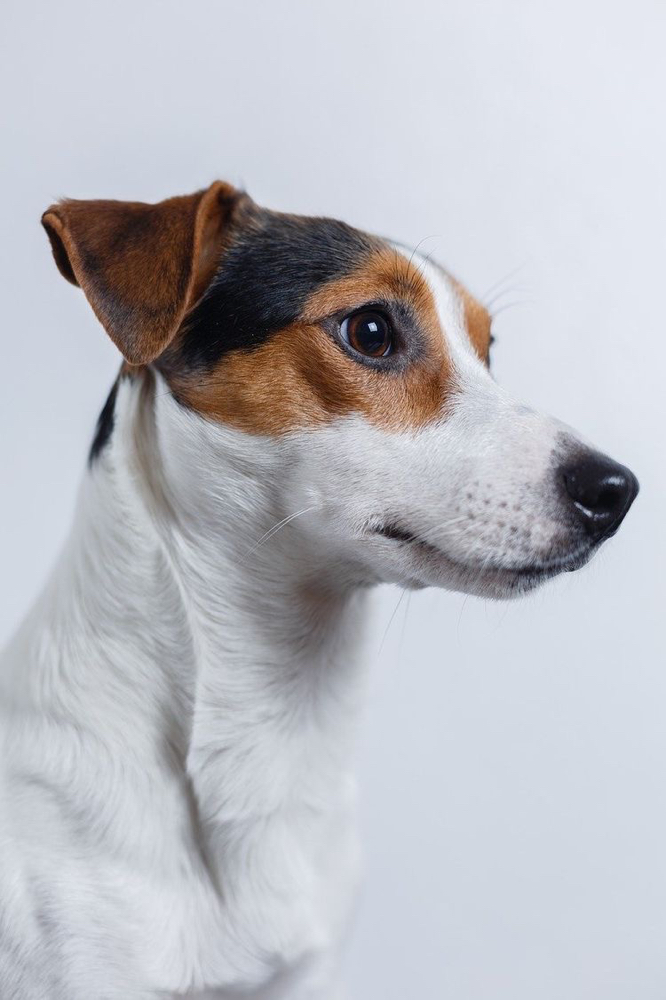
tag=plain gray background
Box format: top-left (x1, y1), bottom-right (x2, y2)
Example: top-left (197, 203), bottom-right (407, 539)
top-left (1, 1), bottom-right (664, 997)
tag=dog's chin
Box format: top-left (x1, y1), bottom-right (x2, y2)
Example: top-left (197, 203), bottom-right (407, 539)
top-left (368, 525), bottom-right (598, 599)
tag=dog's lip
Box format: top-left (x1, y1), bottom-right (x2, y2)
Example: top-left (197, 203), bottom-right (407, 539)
top-left (373, 523), bottom-right (422, 546)
top-left (370, 521), bottom-right (594, 579)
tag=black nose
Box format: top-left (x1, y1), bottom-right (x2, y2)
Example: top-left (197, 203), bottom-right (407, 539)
top-left (561, 452), bottom-right (639, 539)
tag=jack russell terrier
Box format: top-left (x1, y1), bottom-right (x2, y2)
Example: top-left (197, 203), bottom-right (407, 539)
top-left (0, 182), bottom-right (638, 999)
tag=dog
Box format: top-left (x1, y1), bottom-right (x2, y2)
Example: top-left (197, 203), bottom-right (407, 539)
top-left (0, 181), bottom-right (638, 999)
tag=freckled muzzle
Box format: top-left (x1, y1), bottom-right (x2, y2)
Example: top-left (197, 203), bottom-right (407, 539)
top-left (360, 433), bottom-right (640, 600)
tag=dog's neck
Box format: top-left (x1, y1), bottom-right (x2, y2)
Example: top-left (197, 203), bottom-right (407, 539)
top-left (20, 371), bottom-right (367, 835)
top-left (3, 371), bottom-right (371, 986)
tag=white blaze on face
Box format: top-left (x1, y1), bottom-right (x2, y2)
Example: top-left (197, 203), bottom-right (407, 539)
top-left (274, 249), bottom-right (585, 597)
top-left (155, 242), bottom-right (601, 600)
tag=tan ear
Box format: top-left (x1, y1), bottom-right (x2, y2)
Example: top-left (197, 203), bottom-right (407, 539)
top-left (41, 181), bottom-right (242, 365)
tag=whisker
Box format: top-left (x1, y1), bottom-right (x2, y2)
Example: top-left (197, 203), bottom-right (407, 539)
top-left (485, 284), bottom-right (531, 311)
top-left (491, 298), bottom-right (535, 319)
top-left (407, 235), bottom-right (440, 273)
top-left (377, 588), bottom-right (407, 657)
top-left (399, 237), bottom-right (441, 299)
top-left (397, 591), bottom-right (412, 661)
top-left (481, 262), bottom-right (528, 303)
top-left (246, 505), bottom-right (320, 556)
top-left (426, 514), bottom-right (473, 537)
top-left (412, 246), bottom-right (439, 289)
top-left (456, 593), bottom-right (471, 639)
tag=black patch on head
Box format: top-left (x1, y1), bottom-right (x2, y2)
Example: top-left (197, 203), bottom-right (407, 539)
top-left (175, 209), bottom-right (379, 369)
top-left (88, 379), bottom-right (118, 465)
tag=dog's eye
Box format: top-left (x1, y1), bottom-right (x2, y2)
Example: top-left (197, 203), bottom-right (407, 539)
top-left (340, 311), bottom-right (393, 358)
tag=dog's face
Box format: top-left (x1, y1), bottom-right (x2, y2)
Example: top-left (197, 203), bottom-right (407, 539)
top-left (42, 182), bottom-right (638, 597)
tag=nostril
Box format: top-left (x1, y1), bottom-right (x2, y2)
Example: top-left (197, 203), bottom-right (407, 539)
top-left (565, 473), bottom-right (625, 514)
top-left (597, 485), bottom-right (621, 509)
top-left (561, 453), bottom-right (639, 539)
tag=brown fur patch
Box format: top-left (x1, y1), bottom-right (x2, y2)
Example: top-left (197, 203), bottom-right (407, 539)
top-left (168, 248), bottom-right (455, 434)
top-left (41, 182), bottom-right (243, 365)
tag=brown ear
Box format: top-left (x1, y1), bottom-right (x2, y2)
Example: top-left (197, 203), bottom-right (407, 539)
top-left (41, 181), bottom-right (242, 365)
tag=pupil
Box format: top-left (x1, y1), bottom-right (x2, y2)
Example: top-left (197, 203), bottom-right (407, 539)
top-left (358, 316), bottom-right (385, 354)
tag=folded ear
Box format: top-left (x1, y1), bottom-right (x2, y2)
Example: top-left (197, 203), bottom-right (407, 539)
top-left (41, 181), bottom-right (243, 365)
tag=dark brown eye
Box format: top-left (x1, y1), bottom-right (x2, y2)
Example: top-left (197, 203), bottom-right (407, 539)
top-left (340, 311), bottom-right (393, 358)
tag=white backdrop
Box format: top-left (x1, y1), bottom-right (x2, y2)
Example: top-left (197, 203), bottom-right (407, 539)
top-left (1, 1), bottom-right (664, 997)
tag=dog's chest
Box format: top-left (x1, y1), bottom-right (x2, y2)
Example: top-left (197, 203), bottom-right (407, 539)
top-left (131, 777), bottom-right (360, 996)
top-left (2, 679), bottom-right (361, 999)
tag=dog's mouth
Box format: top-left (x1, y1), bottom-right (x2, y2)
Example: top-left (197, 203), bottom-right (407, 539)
top-left (371, 521), bottom-right (596, 593)
top-left (373, 523), bottom-right (425, 546)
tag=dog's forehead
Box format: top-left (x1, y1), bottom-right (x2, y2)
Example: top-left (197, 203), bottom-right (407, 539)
top-left (402, 249), bottom-right (493, 364)
top-left (178, 209), bottom-right (383, 368)
top-left (160, 207), bottom-right (491, 434)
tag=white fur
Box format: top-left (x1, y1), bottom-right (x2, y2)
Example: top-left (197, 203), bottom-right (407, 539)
top-left (0, 259), bottom-right (592, 998)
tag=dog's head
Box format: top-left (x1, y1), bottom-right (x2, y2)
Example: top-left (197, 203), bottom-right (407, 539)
top-left (42, 181), bottom-right (638, 598)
